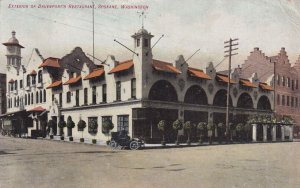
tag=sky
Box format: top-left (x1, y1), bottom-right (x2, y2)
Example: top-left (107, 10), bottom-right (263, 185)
top-left (1, 0), bottom-right (300, 74)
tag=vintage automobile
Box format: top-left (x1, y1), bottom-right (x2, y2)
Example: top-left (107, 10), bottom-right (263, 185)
top-left (109, 131), bottom-right (144, 150)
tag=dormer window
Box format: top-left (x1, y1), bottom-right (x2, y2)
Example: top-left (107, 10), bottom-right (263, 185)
top-left (137, 39), bottom-right (140, 47)
top-left (144, 39), bottom-right (148, 47)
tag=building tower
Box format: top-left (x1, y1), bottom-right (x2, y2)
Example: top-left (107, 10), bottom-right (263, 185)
top-left (3, 31), bottom-right (24, 71)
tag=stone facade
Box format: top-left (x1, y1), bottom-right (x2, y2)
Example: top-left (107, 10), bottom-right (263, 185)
top-left (240, 47), bottom-right (300, 135)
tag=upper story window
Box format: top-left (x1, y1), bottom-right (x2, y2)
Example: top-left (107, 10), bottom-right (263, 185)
top-left (292, 80), bottom-right (295, 90)
top-left (287, 77), bottom-right (290, 87)
top-left (136, 39), bottom-right (140, 47)
top-left (59, 93), bottom-right (62, 107)
top-left (277, 75), bottom-right (280, 85)
top-left (32, 75), bottom-right (36, 85)
top-left (43, 89), bottom-right (46, 103)
top-left (296, 97), bottom-right (298, 108)
top-left (14, 80), bottom-right (18, 90)
top-left (36, 91), bottom-right (39, 103)
top-left (84, 88), bottom-right (88, 105)
top-left (291, 97), bottom-right (294, 107)
top-left (20, 80), bottom-right (23, 89)
top-left (282, 95), bottom-right (285, 106)
top-left (282, 76), bottom-right (286, 86)
top-left (66, 91), bottom-right (71, 103)
top-left (10, 83), bottom-right (13, 91)
top-left (38, 70), bottom-right (43, 83)
top-left (102, 84), bottom-right (107, 103)
top-left (92, 86), bottom-right (97, 104)
top-left (287, 96), bottom-right (290, 106)
top-left (27, 75), bottom-right (31, 87)
top-left (116, 81), bottom-right (121, 101)
top-left (76, 90), bottom-right (79, 106)
top-left (296, 80), bottom-right (299, 90)
top-left (144, 39), bottom-right (149, 47)
top-left (131, 78), bottom-right (136, 99)
top-left (277, 94), bottom-right (280, 105)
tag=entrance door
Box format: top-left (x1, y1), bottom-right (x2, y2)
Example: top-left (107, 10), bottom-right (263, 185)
top-left (52, 116), bottom-right (57, 135)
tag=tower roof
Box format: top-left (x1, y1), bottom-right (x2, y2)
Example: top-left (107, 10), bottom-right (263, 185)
top-left (131, 27), bottom-right (154, 38)
top-left (3, 31), bottom-right (24, 48)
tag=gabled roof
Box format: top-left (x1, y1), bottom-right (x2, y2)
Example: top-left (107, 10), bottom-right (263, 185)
top-left (39, 57), bottom-right (60, 68)
top-left (152, 59), bottom-right (181, 74)
top-left (216, 74), bottom-right (237, 84)
top-left (259, 82), bottom-right (273, 91)
top-left (188, 67), bottom-right (211, 80)
top-left (108, 60), bottom-right (134, 74)
top-left (64, 75), bottom-right (82, 85)
top-left (28, 106), bottom-right (46, 112)
top-left (84, 68), bottom-right (105, 80)
top-left (239, 79), bottom-right (257, 88)
top-left (30, 70), bottom-right (37, 75)
top-left (46, 80), bottom-right (62, 89)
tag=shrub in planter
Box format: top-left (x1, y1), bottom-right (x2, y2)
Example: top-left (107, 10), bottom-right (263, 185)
top-left (69, 136), bottom-right (73, 141)
top-left (207, 121), bottom-right (214, 144)
top-left (102, 120), bottom-right (114, 141)
top-left (92, 139), bottom-right (97, 144)
top-left (197, 122), bottom-right (207, 144)
top-left (67, 116), bottom-right (75, 128)
top-left (77, 119), bottom-right (86, 141)
top-left (172, 119), bottom-right (183, 145)
top-left (58, 120), bottom-right (66, 136)
top-left (157, 120), bottom-right (166, 146)
top-left (184, 121), bottom-right (192, 145)
top-left (80, 138), bottom-right (84, 143)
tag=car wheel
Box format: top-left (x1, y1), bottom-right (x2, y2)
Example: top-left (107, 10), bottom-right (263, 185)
top-left (130, 141), bottom-right (139, 150)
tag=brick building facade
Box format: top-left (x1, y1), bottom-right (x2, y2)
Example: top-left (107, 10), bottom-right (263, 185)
top-left (240, 47), bottom-right (300, 135)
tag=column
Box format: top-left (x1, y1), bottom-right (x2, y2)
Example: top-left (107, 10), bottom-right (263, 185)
top-left (281, 125), bottom-right (285, 141)
top-left (289, 125), bottom-right (294, 141)
top-left (252, 124), bottom-right (257, 142)
top-left (272, 125), bottom-right (276, 142)
top-left (263, 125), bottom-right (267, 142)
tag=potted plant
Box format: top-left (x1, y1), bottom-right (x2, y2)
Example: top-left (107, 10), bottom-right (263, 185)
top-left (102, 119), bottom-right (114, 145)
top-left (77, 119), bottom-right (86, 143)
top-left (197, 122), bottom-right (207, 144)
top-left (88, 118), bottom-right (98, 144)
top-left (66, 116), bottom-right (75, 141)
top-left (207, 121), bottom-right (214, 144)
top-left (157, 120), bottom-right (166, 146)
top-left (217, 122), bottom-right (224, 143)
top-left (47, 120), bottom-right (55, 139)
top-left (58, 119), bottom-right (66, 140)
top-left (244, 123), bottom-right (251, 142)
top-left (184, 121), bottom-right (192, 145)
top-left (172, 119), bottom-right (183, 145)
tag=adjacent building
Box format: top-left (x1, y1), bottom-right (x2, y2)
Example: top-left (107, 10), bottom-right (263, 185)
top-left (1, 28), bottom-right (276, 143)
top-left (0, 73), bottom-right (6, 115)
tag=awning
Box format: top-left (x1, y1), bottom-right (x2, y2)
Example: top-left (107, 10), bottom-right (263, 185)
top-left (46, 80), bottom-right (62, 89)
top-left (0, 110), bottom-right (26, 118)
top-left (84, 68), bottom-right (105, 80)
top-left (259, 83), bottom-right (273, 91)
top-left (28, 106), bottom-right (46, 112)
top-left (39, 57), bottom-right (60, 68)
top-left (152, 59), bottom-right (181, 74)
top-left (108, 60), bottom-right (134, 74)
top-left (240, 79), bottom-right (257, 88)
top-left (188, 67), bottom-right (211, 80)
top-left (216, 74), bottom-right (236, 84)
top-left (64, 75), bottom-right (82, 85)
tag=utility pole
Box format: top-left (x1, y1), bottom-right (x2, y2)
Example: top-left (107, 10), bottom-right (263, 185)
top-left (224, 38), bottom-right (239, 142)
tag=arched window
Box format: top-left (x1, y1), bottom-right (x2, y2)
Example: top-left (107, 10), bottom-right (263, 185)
top-left (237, 93), bottom-right (253, 108)
top-left (38, 70), bottom-right (43, 83)
top-left (31, 93), bottom-right (34, 104)
top-left (40, 90), bottom-right (43, 103)
top-left (257, 96), bottom-right (271, 110)
top-left (148, 80), bottom-right (178, 102)
top-left (27, 75), bottom-right (31, 87)
top-left (36, 91), bottom-right (39, 103)
top-left (43, 89), bottom-right (46, 102)
top-left (184, 85), bottom-right (208, 105)
top-left (213, 89), bottom-right (232, 107)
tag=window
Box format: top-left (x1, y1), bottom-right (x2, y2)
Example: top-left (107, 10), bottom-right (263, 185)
top-left (84, 88), bottom-right (88, 105)
top-left (88, 117), bottom-right (98, 134)
top-left (144, 39), bottom-right (149, 47)
top-left (66, 91), bottom-right (71, 103)
top-left (40, 90), bottom-right (43, 103)
top-left (28, 94), bottom-right (31, 105)
top-left (10, 83), bottom-right (13, 91)
top-left (131, 78), bottom-right (136, 99)
top-left (287, 96), bottom-right (290, 106)
top-left (277, 75), bottom-right (280, 85)
top-left (20, 80), bottom-right (23, 89)
top-left (59, 93), bottom-right (62, 107)
top-left (25, 94), bottom-right (27, 105)
top-left (38, 70), bottom-right (43, 83)
top-left (292, 80), bottom-right (295, 90)
top-left (116, 81), bottom-right (121, 101)
top-left (277, 94), bottom-right (280, 105)
top-left (102, 84), bottom-right (107, 103)
top-left (43, 90), bottom-right (46, 102)
top-left (282, 76), bottom-right (285, 86)
top-left (76, 90), bottom-right (79, 106)
top-left (92, 86), bottom-right (96, 104)
top-left (52, 94), bottom-right (54, 102)
top-left (136, 39), bottom-right (140, 47)
top-left (14, 80), bottom-right (18, 90)
top-left (291, 97), bottom-right (294, 107)
top-left (36, 91), bottom-right (39, 103)
top-left (117, 115), bottom-right (129, 132)
top-left (102, 116), bottom-right (112, 133)
top-left (296, 98), bottom-right (298, 108)
top-left (31, 93), bottom-right (34, 104)
top-left (282, 95), bottom-right (285, 106)
top-left (27, 75), bottom-right (30, 86)
top-left (287, 77), bottom-right (290, 87)
top-left (32, 75), bottom-right (36, 85)
top-left (296, 80), bottom-right (299, 89)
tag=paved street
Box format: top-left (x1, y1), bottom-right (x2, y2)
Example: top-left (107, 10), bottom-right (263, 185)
top-left (0, 136), bottom-right (299, 188)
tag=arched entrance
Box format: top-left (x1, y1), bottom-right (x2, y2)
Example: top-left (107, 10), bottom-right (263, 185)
top-left (213, 89), bottom-right (232, 107)
top-left (148, 80), bottom-right (178, 102)
top-left (237, 93), bottom-right (253, 108)
top-left (257, 96), bottom-right (271, 110)
top-left (184, 85), bottom-right (208, 105)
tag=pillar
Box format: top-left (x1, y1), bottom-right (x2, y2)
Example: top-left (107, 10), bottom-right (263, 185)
top-left (289, 125), bottom-right (293, 141)
top-left (252, 124), bottom-right (257, 142)
top-left (272, 125), bottom-right (276, 142)
top-left (263, 125), bottom-right (267, 142)
top-left (281, 125), bottom-right (285, 141)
